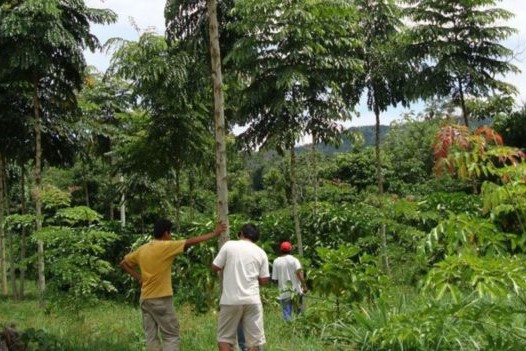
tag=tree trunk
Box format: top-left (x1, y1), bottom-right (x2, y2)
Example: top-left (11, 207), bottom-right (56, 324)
top-left (140, 194), bottom-right (145, 234)
top-left (374, 105), bottom-right (384, 195)
top-left (0, 152), bottom-right (7, 296)
top-left (290, 146), bottom-right (304, 257)
top-left (120, 175), bottom-right (126, 228)
top-left (32, 80), bottom-right (45, 306)
top-left (188, 169), bottom-right (195, 222)
top-left (457, 78), bottom-right (479, 193)
top-left (8, 212), bottom-right (17, 300)
top-left (379, 223), bottom-right (390, 274)
top-left (19, 163), bottom-right (27, 299)
top-left (109, 201), bottom-right (114, 221)
top-left (374, 104), bottom-right (390, 273)
top-left (174, 167), bottom-right (181, 233)
top-left (311, 133), bottom-right (318, 214)
top-left (84, 178), bottom-right (90, 208)
top-left (207, 0), bottom-right (230, 246)
top-left (2, 155), bottom-right (18, 300)
top-left (82, 162), bottom-right (90, 207)
top-left (458, 77), bottom-right (469, 128)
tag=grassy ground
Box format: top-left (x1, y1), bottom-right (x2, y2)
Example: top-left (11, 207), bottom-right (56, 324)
top-left (0, 295), bottom-right (339, 350)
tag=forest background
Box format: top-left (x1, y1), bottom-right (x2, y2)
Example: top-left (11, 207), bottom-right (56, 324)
top-left (1, 0), bottom-right (526, 350)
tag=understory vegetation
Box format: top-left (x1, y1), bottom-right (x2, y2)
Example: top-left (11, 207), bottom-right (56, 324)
top-left (0, 292), bottom-right (339, 351)
top-left (2, 121), bottom-right (526, 349)
top-left (2, 0), bottom-right (526, 350)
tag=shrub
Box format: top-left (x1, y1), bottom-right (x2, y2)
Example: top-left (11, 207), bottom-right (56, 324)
top-left (34, 226), bottom-right (118, 315)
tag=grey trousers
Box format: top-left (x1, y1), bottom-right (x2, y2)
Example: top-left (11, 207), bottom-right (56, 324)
top-left (140, 296), bottom-right (180, 351)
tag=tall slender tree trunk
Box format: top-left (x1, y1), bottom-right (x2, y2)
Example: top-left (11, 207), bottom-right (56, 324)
top-left (9, 209), bottom-right (17, 300)
top-left (188, 169), bottom-right (195, 222)
top-left (84, 178), bottom-right (90, 207)
top-left (0, 152), bottom-right (7, 295)
top-left (207, 0), bottom-right (230, 246)
top-left (32, 80), bottom-right (45, 305)
top-left (457, 78), bottom-right (479, 194)
top-left (120, 175), bottom-right (126, 228)
top-left (374, 105), bottom-right (384, 195)
top-left (174, 167), bottom-right (181, 233)
top-left (311, 133), bottom-right (318, 214)
top-left (19, 163), bottom-right (27, 299)
top-left (374, 104), bottom-right (390, 273)
top-left (458, 77), bottom-right (469, 128)
top-left (2, 155), bottom-right (18, 300)
top-left (140, 194), bottom-right (145, 234)
top-left (109, 202), bottom-right (114, 221)
top-left (290, 146), bottom-right (303, 257)
top-left (82, 163), bottom-right (90, 207)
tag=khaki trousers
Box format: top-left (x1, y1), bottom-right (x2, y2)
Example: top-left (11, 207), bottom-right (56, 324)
top-left (217, 304), bottom-right (265, 348)
top-left (140, 296), bottom-right (180, 351)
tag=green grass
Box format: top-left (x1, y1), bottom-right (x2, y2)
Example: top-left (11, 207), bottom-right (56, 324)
top-left (0, 295), bottom-right (339, 350)
top-left (0, 297), bottom-right (143, 350)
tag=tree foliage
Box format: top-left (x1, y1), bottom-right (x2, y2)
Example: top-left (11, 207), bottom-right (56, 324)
top-left (227, 0), bottom-right (363, 151)
top-left (404, 0), bottom-right (519, 126)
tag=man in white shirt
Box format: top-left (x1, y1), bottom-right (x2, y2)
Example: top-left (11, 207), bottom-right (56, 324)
top-left (212, 223), bottom-right (270, 351)
top-left (272, 241), bottom-right (307, 321)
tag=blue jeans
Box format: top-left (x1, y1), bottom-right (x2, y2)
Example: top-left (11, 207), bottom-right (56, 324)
top-left (237, 323), bottom-right (263, 351)
top-left (280, 296), bottom-right (304, 321)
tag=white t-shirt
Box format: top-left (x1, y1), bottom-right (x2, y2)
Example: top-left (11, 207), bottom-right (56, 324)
top-left (272, 255), bottom-right (302, 299)
top-left (213, 240), bottom-right (270, 305)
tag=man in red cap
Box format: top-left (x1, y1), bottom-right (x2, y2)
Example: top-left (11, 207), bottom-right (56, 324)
top-left (271, 241), bottom-right (308, 321)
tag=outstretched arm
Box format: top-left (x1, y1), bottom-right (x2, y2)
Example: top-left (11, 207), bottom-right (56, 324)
top-left (184, 222), bottom-right (227, 250)
top-left (120, 260), bottom-right (142, 285)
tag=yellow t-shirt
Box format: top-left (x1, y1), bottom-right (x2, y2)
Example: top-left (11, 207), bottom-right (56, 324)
top-left (124, 239), bottom-right (186, 300)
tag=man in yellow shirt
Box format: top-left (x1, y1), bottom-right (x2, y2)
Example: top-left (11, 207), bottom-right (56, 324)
top-left (120, 218), bottom-right (226, 351)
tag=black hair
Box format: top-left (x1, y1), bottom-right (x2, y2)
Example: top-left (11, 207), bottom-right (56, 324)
top-left (239, 223), bottom-right (260, 242)
top-left (153, 219), bottom-right (172, 239)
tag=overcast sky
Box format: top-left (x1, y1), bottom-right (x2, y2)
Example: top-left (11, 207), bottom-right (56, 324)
top-left (84, 0), bottom-right (526, 127)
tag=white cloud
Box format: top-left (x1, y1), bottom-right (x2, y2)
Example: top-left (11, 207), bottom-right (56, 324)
top-left (85, 0), bottom-right (166, 70)
top-left (86, 0), bottom-right (165, 34)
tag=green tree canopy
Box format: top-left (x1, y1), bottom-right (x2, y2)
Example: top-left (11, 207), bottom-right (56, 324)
top-left (404, 0), bottom-right (519, 127)
top-left (227, 0), bottom-right (363, 152)
top-left (0, 0), bottom-right (116, 302)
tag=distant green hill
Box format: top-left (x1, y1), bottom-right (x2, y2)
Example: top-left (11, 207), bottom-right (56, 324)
top-left (298, 118), bottom-right (492, 155)
top-left (297, 125), bottom-right (390, 154)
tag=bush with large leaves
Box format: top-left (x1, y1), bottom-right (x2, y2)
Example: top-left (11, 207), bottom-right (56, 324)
top-left (34, 213), bottom-right (117, 315)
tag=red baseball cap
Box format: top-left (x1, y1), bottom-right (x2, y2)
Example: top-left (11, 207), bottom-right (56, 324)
top-left (280, 241), bottom-right (292, 252)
